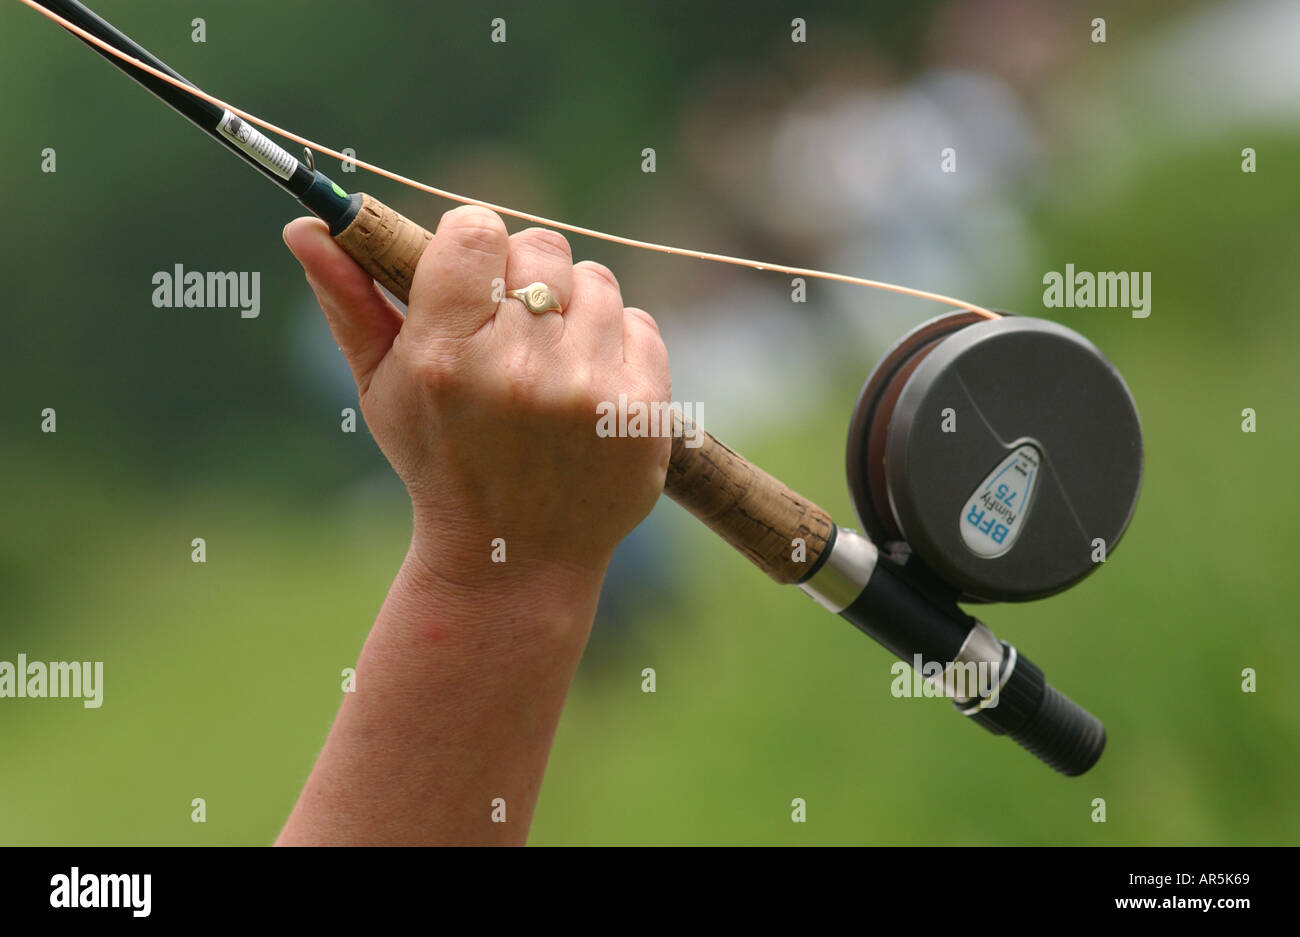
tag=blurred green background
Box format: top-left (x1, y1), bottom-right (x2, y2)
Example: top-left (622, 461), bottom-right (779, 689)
top-left (2, 0), bottom-right (1296, 845)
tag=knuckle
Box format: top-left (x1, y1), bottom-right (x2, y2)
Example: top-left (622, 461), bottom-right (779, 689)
top-left (626, 328), bottom-right (671, 381)
top-left (534, 360), bottom-right (599, 419)
top-left (439, 206), bottom-right (507, 256)
top-left (624, 306), bottom-right (660, 333)
top-left (575, 260), bottom-right (620, 293)
top-left (565, 371), bottom-right (601, 414)
top-left (515, 227), bottom-right (571, 261)
top-left (500, 344), bottom-right (543, 395)
top-left (399, 336), bottom-right (472, 395)
top-left (411, 354), bottom-right (452, 391)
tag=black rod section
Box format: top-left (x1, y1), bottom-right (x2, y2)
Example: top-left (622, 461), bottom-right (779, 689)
top-left (31, 0), bottom-right (354, 228)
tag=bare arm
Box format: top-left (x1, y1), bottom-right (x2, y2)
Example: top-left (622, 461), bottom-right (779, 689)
top-left (275, 206), bottom-right (669, 845)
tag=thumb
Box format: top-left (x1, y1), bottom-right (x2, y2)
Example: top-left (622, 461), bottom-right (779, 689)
top-left (284, 216), bottom-right (405, 393)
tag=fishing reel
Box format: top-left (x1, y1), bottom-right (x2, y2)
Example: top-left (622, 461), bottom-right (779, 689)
top-left (664, 310), bottom-right (1141, 775)
top-left (782, 311), bottom-right (1142, 775)
top-left (846, 311), bottom-right (1143, 604)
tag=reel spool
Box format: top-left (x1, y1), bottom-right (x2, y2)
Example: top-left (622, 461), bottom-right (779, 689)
top-left (847, 312), bottom-right (1143, 603)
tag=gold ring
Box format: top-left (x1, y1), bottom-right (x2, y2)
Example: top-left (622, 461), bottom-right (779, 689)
top-left (510, 281), bottom-right (563, 315)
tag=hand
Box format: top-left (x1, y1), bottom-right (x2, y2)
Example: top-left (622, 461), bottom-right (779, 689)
top-left (284, 206), bottom-right (671, 599)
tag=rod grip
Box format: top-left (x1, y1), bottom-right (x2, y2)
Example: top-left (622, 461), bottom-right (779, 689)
top-left (664, 412), bottom-right (834, 584)
top-left (332, 193), bottom-right (432, 304)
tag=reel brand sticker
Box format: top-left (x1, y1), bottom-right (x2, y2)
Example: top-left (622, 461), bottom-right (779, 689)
top-left (217, 110), bottom-right (298, 181)
top-left (959, 444), bottom-right (1040, 557)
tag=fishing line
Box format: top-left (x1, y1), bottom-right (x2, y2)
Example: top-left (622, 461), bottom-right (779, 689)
top-left (17, 0), bottom-right (998, 319)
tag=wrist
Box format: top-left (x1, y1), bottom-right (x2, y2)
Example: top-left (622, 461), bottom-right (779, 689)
top-left (382, 533), bottom-right (607, 649)
top-left (408, 502), bottom-right (613, 587)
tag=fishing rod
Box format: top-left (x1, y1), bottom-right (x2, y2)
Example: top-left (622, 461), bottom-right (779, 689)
top-left (23, 0), bottom-right (1142, 776)
top-left (25, 0), bottom-right (418, 289)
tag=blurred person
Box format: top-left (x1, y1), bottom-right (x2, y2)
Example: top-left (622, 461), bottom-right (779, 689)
top-left (276, 205), bottom-right (670, 846)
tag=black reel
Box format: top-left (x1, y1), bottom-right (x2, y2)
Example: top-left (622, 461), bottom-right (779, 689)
top-left (846, 312), bottom-right (1143, 603)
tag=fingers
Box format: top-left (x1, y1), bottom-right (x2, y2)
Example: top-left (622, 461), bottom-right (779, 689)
top-left (406, 205), bottom-right (510, 340)
top-left (284, 217), bottom-right (404, 394)
top-left (496, 228), bottom-right (574, 344)
top-left (305, 195), bottom-right (667, 406)
top-left (565, 261), bottom-right (626, 362)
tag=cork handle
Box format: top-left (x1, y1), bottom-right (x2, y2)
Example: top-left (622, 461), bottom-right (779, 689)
top-left (333, 196), bottom-right (834, 585)
top-left (333, 193), bottom-right (433, 304)
top-left (665, 411), bottom-right (834, 584)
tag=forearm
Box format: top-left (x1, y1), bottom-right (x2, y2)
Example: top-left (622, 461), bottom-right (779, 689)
top-left (276, 546), bottom-right (603, 846)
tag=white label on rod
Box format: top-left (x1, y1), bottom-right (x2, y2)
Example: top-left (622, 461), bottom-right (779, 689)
top-left (217, 110), bottom-right (298, 181)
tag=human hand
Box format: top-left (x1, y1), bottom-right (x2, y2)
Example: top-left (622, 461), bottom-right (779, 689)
top-left (284, 206), bottom-right (671, 600)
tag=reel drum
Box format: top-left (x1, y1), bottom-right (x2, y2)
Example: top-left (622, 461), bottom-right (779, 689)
top-left (847, 313), bottom-right (1143, 602)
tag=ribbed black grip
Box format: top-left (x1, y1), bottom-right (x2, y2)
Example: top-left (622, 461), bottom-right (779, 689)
top-left (960, 647), bottom-right (1106, 776)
